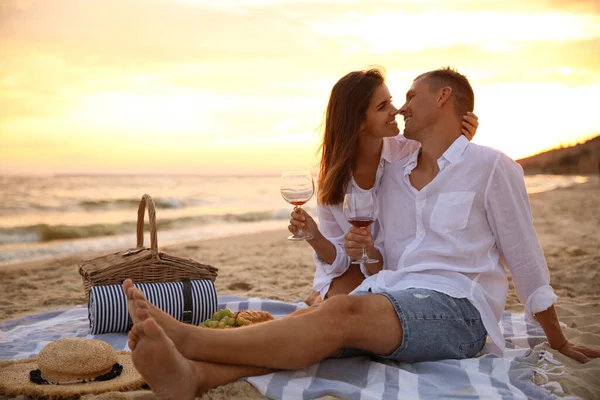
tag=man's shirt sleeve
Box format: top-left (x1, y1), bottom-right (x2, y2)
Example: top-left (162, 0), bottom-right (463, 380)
top-left (484, 153), bottom-right (558, 319)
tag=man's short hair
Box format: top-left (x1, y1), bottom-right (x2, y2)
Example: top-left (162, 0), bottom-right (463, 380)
top-left (416, 68), bottom-right (475, 117)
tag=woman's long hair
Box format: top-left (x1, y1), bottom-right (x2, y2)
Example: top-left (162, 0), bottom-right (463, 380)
top-left (318, 68), bottom-right (385, 205)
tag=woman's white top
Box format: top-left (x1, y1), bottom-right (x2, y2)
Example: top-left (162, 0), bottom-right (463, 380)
top-left (312, 136), bottom-right (419, 297)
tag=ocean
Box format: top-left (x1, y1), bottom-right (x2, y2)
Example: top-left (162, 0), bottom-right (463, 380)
top-left (0, 173), bottom-right (589, 265)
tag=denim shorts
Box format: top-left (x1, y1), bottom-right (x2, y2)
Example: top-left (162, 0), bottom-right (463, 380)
top-left (338, 288), bottom-right (487, 363)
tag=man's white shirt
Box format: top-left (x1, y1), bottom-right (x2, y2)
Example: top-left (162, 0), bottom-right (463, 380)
top-left (351, 135), bottom-right (557, 356)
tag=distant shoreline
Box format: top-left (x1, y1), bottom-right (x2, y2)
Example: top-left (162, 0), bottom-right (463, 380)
top-left (517, 134), bottom-right (600, 175)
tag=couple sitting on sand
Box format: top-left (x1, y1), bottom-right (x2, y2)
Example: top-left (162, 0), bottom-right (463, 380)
top-left (123, 67), bottom-right (600, 398)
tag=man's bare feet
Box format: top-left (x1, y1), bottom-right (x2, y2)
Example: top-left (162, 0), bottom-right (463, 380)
top-left (130, 318), bottom-right (202, 400)
top-left (123, 279), bottom-right (143, 325)
top-left (123, 279), bottom-right (194, 357)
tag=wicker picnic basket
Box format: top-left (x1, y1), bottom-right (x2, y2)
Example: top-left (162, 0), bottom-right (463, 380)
top-left (78, 194), bottom-right (218, 300)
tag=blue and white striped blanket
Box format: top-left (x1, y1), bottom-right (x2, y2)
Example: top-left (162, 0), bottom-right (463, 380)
top-left (0, 296), bottom-right (567, 399)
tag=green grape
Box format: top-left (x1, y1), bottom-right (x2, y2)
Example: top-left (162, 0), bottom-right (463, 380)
top-left (207, 320), bottom-right (219, 328)
top-left (222, 308), bottom-right (234, 318)
top-left (212, 310), bottom-right (224, 320)
top-left (220, 316), bottom-right (230, 325)
top-left (226, 318), bottom-right (235, 326)
top-left (218, 321), bottom-right (226, 328)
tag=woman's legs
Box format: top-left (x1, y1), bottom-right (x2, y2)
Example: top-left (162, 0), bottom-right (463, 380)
top-left (305, 264), bottom-right (366, 305)
top-left (325, 264), bottom-right (366, 298)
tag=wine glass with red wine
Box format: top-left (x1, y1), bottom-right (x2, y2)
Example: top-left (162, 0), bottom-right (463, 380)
top-left (280, 171), bottom-right (315, 241)
top-left (343, 191), bottom-right (378, 264)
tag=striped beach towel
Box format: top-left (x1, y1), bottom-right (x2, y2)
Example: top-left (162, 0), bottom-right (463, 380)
top-left (0, 296), bottom-right (573, 399)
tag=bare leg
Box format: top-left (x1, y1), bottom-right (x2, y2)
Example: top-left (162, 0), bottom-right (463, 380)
top-left (157, 294), bottom-right (402, 370)
top-left (305, 265), bottom-right (366, 306)
top-left (286, 306), bottom-right (318, 317)
top-left (325, 265), bottom-right (365, 299)
top-left (124, 279), bottom-right (319, 359)
top-left (130, 318), bottom-right (274, 399)
top-left (303, 290), bottom-right (323, 306)
top-left (124, 279), bottom-right (402, 370)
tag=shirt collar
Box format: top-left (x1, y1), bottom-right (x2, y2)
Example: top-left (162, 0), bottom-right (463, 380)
top-left (403, 145), bottom-right (420, 175)
top-left (442, 135), bottom-right (469, 164)
top-left (381, 137), bottom-right (394, 164)
top-left (402, 134), bottom-right (468, 175)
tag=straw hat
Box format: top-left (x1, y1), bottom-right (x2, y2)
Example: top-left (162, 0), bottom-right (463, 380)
top-left (0, 338), bottom-right (145, 398)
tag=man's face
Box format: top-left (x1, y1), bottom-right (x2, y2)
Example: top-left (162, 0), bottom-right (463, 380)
top-left (361, 84), bottom-right (400, 139)
top-left (398, 78), bottom-right (438, 141)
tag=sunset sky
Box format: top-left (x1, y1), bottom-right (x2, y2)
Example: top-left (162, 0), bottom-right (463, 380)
top-left (1, 0), bottom-right (599, 175)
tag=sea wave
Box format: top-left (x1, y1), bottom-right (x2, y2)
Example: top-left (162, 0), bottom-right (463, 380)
top-left (82, 196), bottom-right (204, 210)
top-left (524, 175), bottom-right (589, 194)
top-left (78, 197), bottom-right (202, 210)
top-left (14, 197), bottom-right (206, 213)
top-left (0, 209), bottom-right (296, 244)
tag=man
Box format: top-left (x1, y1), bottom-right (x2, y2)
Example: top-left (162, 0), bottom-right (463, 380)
top-left (344, 68), bottom-right (585, 357)
top-left (124, 69), bottom-right (599, 399)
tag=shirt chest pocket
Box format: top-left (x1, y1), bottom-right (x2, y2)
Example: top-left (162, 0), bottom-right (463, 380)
top-left (429, 191), bottom-right (476, 233)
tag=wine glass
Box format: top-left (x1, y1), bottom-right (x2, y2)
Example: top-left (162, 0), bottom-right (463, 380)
top-left (280, 171), bottom-right (315, 241)
top-left (343, 191), bottom-right (378, 264)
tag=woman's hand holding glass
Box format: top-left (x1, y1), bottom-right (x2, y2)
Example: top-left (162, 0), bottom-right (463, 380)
top-left (280, 171), bottom-right (315, 241)
top-left (344, 226), bottom-right (375, 261)
top-left (343, 192), bottom-right (379, 264)
top-left (288, 208), bottom-right (319, 241)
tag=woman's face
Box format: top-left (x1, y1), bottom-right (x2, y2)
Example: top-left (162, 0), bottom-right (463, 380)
top-left (361, 84), bottom-right (399, 139)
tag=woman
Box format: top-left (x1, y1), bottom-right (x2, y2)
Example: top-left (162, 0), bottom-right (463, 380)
top-left (288, 68), bottom-right (478, 303)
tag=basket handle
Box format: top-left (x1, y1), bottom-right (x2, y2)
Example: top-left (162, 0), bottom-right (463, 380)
top-left (136, 193), bottom-right (159, 256)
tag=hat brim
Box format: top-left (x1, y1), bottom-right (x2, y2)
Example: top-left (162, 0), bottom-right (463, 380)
top-left (0, 351), bottom-right (145, 397)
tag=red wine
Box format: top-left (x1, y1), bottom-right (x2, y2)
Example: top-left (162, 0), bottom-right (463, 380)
top-left (290, 201), bottom-right (307, 206)
top-left (348, 217), bottom-right (374, 228)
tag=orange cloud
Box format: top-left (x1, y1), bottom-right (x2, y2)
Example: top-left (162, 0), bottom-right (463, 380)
top-left (546, 0), bottom-right (600, 13)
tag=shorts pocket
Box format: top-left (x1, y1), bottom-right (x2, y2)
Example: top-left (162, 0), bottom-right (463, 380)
top-left (429, 191), bottom-right (476, 233)
top-left (459, 333), bottom-right (487, 359)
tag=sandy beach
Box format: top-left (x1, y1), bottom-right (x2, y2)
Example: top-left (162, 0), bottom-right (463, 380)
top-left (1, 178), bottom-right (599, 399)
